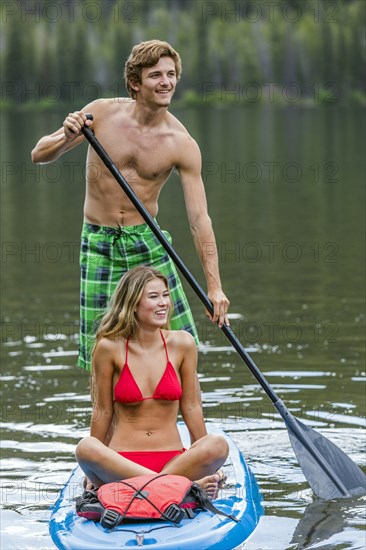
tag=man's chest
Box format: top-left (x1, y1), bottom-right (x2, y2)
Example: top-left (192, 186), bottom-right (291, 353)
top-left (95, 125), bottom-right (177, 181)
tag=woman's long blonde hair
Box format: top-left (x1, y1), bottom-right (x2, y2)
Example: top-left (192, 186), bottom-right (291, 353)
top-left (94, 266), bottom-right (172, 348)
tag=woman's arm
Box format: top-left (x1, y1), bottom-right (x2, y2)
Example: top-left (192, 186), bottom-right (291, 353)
top-left (90, 338), bottom-right (115, 444)
top-left (178, 332), bottom-right (207, 444)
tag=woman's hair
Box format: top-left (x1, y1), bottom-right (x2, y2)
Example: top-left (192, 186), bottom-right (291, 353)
top-left (94, 266), bottom-right (173, 348)
top-left (124, 39), bottom-right (182, 99)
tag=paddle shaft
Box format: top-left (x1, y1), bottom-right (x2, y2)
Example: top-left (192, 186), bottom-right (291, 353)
top-left (80, 117), bottom-right (361, 498)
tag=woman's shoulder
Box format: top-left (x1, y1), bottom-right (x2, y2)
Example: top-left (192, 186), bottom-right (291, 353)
top-left (93, 336), bottom-right (125, 375)
top-left (94, 335), bottom-right (124, 358)
top-left (164, 329), bottom-right (196, 351)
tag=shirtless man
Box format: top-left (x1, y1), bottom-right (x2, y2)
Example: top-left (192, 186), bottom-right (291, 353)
top-left (31, 40), bottom-right (229, 372)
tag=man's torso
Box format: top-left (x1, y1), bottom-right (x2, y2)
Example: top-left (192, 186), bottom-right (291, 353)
top-left (83, 99), bottom-right (188, 227)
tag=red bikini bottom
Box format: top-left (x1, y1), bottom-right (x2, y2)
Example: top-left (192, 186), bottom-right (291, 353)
top-left (117, 449), bottom-right (186, 473)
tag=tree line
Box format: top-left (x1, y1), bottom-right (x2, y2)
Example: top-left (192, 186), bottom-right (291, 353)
top-left (1, 0), bottom-right (365, 108)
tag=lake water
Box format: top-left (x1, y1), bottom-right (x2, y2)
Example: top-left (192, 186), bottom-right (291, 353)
top-left (1, 105), bottom-right (365, 549)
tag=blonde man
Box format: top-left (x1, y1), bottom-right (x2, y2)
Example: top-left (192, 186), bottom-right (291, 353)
top-left (32, 40), bottom-right (229, 372)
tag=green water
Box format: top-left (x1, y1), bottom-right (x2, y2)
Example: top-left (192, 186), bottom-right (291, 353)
top-left (1, 106), bottom-right (365, 549)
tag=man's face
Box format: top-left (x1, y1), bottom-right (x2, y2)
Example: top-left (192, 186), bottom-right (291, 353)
top-left (131, 56), bottom-right (177, 106)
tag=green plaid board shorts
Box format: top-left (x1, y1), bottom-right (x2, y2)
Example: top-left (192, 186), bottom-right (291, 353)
top-left (78, 222), bottom-right (199, 371)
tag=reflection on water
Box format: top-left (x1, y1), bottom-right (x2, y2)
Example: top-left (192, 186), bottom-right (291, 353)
top-left (290, 499), bottom-right (358, 549)
top-left (1, 106), bottom-right (365, 549)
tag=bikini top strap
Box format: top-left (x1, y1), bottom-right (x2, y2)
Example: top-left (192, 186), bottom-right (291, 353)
top-left (160, 330), bottom-right (169, 362)
top-left (125, 337), bottom-right (129, 364)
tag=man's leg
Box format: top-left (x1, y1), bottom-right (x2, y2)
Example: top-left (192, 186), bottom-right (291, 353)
top-left (78, 223), bottom-right (127, 371)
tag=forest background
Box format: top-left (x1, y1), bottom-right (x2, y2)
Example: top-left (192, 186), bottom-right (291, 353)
top-left (1, 0), bottom-right (365, 109)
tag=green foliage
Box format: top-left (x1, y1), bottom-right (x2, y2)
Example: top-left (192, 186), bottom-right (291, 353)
top-left (1, 0), bottom-right (364, 107)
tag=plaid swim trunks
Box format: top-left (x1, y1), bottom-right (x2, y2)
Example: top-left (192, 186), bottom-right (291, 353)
top-left (78, 222), bottom-right (199, 371)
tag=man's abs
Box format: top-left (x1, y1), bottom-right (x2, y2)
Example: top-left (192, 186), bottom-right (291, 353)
top-left (83, 201), bottom-right (154, 227)
top-left (83, 167), bottom-right (171, 227)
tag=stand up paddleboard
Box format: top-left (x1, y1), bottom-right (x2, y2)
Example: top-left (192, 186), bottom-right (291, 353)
top-left (49, 423), bottom-right (263, 550)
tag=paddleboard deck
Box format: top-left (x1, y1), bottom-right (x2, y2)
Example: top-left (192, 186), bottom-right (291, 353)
top-left (49, 423), bottom-right (263, 549)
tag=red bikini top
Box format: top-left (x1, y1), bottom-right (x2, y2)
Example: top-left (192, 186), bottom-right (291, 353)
top-left (114, 331), bottom-right (183, 404)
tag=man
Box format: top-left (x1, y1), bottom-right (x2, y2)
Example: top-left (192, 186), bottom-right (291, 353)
top-left (32, 40), bottom-right (229, 372)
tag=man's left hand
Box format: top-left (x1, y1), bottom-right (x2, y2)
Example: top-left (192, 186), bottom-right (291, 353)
top-left (206, 289), bottom-right (230, 328)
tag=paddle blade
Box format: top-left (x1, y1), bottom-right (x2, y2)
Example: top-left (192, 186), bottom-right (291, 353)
top-left (288, 418), bottom-right (366, 500)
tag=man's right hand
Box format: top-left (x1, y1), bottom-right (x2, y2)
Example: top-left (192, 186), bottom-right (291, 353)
top-left (32, 107), bottom-right (94, 164)
top-left (63, 111), bottom-right (92, 140)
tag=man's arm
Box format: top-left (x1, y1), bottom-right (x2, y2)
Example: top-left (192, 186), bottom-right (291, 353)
top-left (31, 110), bottom-right (93, 164)
top-left (177, 136), bottom-right (230, 328)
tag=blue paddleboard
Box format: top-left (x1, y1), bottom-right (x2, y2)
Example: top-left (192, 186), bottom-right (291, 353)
top-left (49, 423), bottom-right (263, 549)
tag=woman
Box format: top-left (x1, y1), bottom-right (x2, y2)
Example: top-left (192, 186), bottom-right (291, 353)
top-left (76, 266), bottom-right (229, 498)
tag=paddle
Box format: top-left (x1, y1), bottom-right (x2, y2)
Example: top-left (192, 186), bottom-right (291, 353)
top-left (80, 114), bottom-right (366, 500)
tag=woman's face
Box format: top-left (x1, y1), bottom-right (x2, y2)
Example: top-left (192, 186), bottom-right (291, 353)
top-left (134, 278), bottom-right (171, 328)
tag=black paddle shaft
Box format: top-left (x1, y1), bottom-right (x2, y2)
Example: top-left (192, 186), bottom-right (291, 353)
top-left (80, 115), bottom-right (366, 499)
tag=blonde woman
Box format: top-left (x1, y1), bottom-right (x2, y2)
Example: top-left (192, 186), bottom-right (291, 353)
top-left (76, 266), bottom-right (228, 498)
